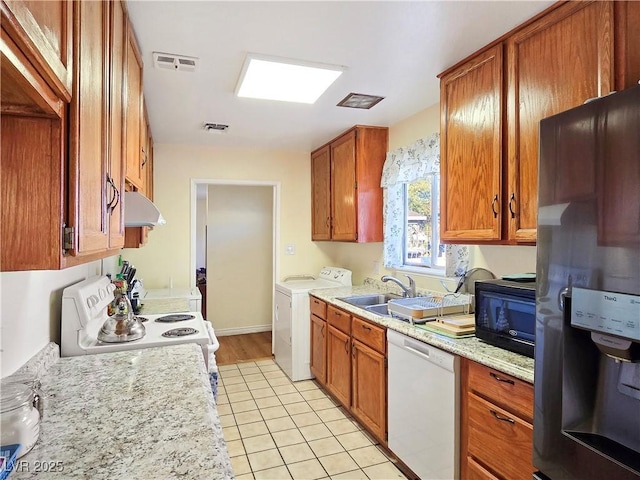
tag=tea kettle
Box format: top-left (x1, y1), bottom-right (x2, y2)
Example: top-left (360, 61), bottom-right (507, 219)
top-left (98, 292), bottom-right (146, 343)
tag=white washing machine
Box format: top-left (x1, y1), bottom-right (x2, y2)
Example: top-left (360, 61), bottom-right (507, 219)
top-left (274, 267), bottom-right (352, 381)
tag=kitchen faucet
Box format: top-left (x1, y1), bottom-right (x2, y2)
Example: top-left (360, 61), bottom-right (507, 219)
top-left (381, 275), bottom-right (416, 298)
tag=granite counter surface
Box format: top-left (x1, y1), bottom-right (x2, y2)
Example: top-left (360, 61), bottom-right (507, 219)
top-left (11, 344), bottom-right (233, 479)
top-left (310, 284), bottom-right (534, 383)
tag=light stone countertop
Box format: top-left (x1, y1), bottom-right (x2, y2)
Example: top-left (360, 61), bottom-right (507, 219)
top-left (11, 344), bottom-right (233, 480)
top-left (310, 282), bottom-right (535, 383)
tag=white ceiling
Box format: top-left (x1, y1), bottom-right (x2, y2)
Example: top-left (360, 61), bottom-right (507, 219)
top-left (126, 1), bottom-right (553, 152)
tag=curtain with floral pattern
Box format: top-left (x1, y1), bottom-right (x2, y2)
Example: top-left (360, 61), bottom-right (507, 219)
top-left (381, 132), bottom-right (469, 277)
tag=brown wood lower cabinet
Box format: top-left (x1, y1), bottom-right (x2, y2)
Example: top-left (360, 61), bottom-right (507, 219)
top-left (310, 313), bottom-right (326, 385)
top-left (351, 338), bottom-right (386, 441)
top-left (461, 358), bottom-right (534, 480)
top-left (467, 457), bottom-right (500, 480)
top-left (326, 324), bottom-right (351, 407)
top-left (309, 297), bottom-right (388, 444)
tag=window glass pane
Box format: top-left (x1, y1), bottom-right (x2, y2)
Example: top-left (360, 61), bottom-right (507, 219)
top-left (404, 178), bottom-right (437, 268)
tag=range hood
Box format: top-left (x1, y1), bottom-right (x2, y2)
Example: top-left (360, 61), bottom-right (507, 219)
top-left (124, 192), bottom-right (166, 227)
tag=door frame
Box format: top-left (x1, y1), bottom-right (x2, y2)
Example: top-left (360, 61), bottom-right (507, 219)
top-left (190, 179), bottom-right (280, 350)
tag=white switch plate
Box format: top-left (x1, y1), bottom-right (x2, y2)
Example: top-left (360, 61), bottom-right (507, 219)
top-left (285, 244), bottom-right (296, 255)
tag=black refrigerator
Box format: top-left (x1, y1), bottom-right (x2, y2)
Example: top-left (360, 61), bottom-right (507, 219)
top-left (534, 84), bottom-right (640, 480)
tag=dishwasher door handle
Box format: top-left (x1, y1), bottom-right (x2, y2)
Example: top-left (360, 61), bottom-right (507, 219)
top-left (403, 338), bottom-right (431, 361)
top-left (394, 334), bottom-right (457, 372)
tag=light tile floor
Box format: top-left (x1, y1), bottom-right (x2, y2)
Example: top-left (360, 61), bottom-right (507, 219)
top-left (217, 359), bottom-right (409, 480)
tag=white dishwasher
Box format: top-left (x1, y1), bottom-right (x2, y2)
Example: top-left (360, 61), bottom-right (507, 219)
top-left (387, 330), bottom-right (460, 479)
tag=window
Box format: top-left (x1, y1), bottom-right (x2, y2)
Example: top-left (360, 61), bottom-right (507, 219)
top-left (403, 175), bottom-right (444, 269)
top-left (381, 132), bottom-right (468, 277)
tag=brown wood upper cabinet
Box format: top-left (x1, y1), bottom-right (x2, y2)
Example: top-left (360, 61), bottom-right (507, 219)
top-left (439, 0), bottom-right (639, 245)
top-left (1, 0), bottom-right (73, 101)
top-left (124, 18), bottom-right (145, 191)
top-left (311, 125), bottom-right (388, 242)
top-left (67, 0), bottom-right (111, 257)
top-left (1, 0), bottom-right (146, 270)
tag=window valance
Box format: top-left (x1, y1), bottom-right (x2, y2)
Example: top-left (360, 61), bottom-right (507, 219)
top-left (380, 132), bottom-right (440, 188)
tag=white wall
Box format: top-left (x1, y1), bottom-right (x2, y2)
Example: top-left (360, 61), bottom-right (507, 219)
top-left (123, 144), bottom-right (334, 289)
top-left (207, 185), bottom-right (273, 334)
top-left (196, 195), bottom-right (207, 269)
top-left (0, 261), bottom-right (101, 376)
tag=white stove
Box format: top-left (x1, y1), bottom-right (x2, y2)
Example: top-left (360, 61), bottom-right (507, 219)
top-left (274, 267), bottom-right (352, 381)
top-left (60, 276), bottom-right (219, 373)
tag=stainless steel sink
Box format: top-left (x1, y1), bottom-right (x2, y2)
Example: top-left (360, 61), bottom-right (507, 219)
top-left (337, 293), bottom-right (401, 317)
top-left (338, 293), bottom-right (401, 307)
top-left (365, 304), bottom-right (391, 316)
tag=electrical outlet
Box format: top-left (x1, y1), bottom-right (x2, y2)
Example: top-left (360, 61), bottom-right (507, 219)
top-left (285, 244), bottom-right (296, 255)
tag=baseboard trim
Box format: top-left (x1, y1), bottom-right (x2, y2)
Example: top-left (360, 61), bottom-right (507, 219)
top-left (215, 324), bottom-right (272, 337)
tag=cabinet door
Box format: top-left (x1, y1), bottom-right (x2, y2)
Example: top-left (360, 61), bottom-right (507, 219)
top-left (331, 130), bottom-right (358, 241)
top-left (506, 1), bottom-right (614, 243)
top-left (440, 44), bottom-right (503, 242)
top-left (311, 146), bottom-right (331, 240)
top-left (1, 0), bottom-right (73, 100)
top-left (326, 325), bottom-right (351, 407)
top-left (67, 0), bottom-right (109, 255)
top-left (310, 314), bottom-right (326, 385)
top-left (351, 339), bottom-right (386, 442)
top-left (124, 19), bottom-right (144, 189)
top-left (597, 85), bottom-right (640, 246)
top-left (107, 0), bottom-right (125, 250)
top-left (139, 99), bottom-right (150, 195)
top-left (614, 1), bottom-right (640, 91)
top-left (144, 112), bottom-right (154, 200)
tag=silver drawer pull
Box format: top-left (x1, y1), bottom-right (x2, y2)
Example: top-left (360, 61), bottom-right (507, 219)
top-left (490, 409), bottom-right (515, 424)
top-left (490, 372), bottom-right (515, 385)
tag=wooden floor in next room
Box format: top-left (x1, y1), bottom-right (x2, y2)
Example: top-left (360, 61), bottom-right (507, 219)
top-left (216, 331), bottom-right (273, 365)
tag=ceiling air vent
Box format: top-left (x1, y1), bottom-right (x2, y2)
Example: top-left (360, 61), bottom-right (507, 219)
top-left (153, 52), bottom-right (198, 72)
top-left (337, 93), bottom-right (385, 109)
top-left (203, 123), bottom-right (229, 133)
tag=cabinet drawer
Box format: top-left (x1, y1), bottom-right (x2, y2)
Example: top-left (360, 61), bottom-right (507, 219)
top-left (327, 305), bottom-right (351, 335)
top-left (468, 361), bottom-right (533, 421)
top-left (467, 457), bottom-right (500, 480)
top-left (468, 392), bottom-right (534, 480)
top-left (352, 317), bottom-right (385, 354)
top-left (310, 296), bottom-right (327, 319)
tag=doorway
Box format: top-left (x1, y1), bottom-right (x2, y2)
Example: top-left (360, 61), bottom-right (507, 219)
top-left (191, 180), bottom-right (279, 341)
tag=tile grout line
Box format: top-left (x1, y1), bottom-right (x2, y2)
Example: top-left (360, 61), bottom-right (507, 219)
top-left (220, 360), bottom-right (406, 480)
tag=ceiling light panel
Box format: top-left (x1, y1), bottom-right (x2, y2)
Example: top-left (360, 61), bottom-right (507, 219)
top-left (236, 54), bottom-right (344, 104)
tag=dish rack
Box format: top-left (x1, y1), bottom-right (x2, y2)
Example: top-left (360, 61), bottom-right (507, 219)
top-left (388, 293), bottom-right (472, 324)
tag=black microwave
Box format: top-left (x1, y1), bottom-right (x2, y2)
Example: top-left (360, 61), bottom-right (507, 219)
top-left (474, 279), bottom-right (536, 358)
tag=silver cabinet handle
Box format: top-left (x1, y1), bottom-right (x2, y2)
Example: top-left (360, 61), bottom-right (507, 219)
top-left (490, 371), bottom-right (515, 385)
top-left (490, 409), bottom-right (515, 424)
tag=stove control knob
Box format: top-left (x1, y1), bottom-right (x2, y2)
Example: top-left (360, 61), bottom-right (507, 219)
top-left (98, 288), bottom-right (107, 299)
